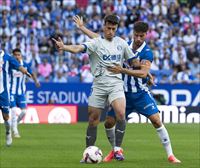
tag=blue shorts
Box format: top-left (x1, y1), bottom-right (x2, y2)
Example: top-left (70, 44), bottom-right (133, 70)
top-left (10, 94), bottom-right (27, 109)
top-left (107, 91), bottom-right (159, 118)
top-left (0, 92), bottom-right (10, 114)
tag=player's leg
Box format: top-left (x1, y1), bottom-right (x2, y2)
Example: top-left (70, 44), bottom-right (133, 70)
top-left (149, 113), bottom-right (181, 164)
top-left (80, 86), bottom-right (105, 163)
top-left (1, 107), bottom-right (12, 146)
top-left (0, 95), bottom-right (12, 146)
top-left (10, 94), bottom-right (20, 137)
top-left (103, 114), bottom-right (116, 162)
top-left (136, 91), bottom-right (181, 163)
top-left (11, 107), bottom-right (20, 137)
top-left (17, 95), bottom-right (27, 123)
top-left (86, 106), bottom-right (102, 147)
top-left (111, 97), bottom-right (126, 161)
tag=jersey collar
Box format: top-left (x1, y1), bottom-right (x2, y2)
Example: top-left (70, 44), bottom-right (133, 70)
top-left (129, 41), bottom-right (146, 53)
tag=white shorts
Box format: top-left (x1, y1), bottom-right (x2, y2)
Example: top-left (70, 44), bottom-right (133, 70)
top-left (88, 76), bottom-right (125, 109)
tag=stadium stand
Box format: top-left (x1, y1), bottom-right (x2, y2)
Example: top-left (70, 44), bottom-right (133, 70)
top-left (0, 0), bottom-right (199, 83)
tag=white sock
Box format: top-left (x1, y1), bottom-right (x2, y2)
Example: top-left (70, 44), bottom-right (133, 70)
top-left (17, 109), bottom-right (26, 123)
top-left (156, 125), bottom-right (173, 157)
top-left (11, 107), bottom-right (18, 133)
top-left (105, 126), bottom-right (116, 148)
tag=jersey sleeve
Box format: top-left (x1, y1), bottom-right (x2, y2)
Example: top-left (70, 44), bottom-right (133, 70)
top-left (8, 55), bottom-right (20, 70)
top-left (82, 38), bottom-right (98, 55)
top-left (143, 50), bottom-right (153, 62)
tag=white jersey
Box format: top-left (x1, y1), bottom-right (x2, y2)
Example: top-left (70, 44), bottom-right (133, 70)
top-left (83, 36), bottom-right (136, 80)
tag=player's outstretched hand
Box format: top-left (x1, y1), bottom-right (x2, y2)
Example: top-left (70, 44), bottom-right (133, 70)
top-left (26, 72), bottom-right (32, 78)
top-left (35, 81), bottom-right (41, 88)
top-left (52, 37), bottom-right (64, 51)
top-left (107, 63), bottom-right (123, 74)
top-left (73, 15), bottom-right (84, 28)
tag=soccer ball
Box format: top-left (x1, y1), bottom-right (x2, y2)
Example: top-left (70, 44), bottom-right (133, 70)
top-left (82, 146), bottom-right (103, 163)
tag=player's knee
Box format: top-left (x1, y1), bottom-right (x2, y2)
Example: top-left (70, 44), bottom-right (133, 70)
top-left (116, 112), bottom-right (125, 120)
top-left (151, 119), bottom-right (162, 128)
top-left (104, 116), bottom-right (116, 128)
top-left (2, 113), bottom-right (9, 121)
top-left (88, 115), bottom-right (100, 127)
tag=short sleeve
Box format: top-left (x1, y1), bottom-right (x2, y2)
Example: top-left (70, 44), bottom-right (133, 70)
top-left (143, 50), bottom-right (153, 62)
top-left (83, 38), bottom-right (98, 55)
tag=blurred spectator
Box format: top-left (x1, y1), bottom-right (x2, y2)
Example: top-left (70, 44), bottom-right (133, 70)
top-left (0, 0), bottom-right (199, 84)
top-left (38, 58), bottom-right (53, 82)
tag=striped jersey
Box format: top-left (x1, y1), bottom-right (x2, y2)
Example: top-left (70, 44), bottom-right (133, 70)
top-left (0, 50), bottom-right (20, 95)
top-left (10, 60), bottom-right (32, 95)
top-left (123, 41), bottom-right (153, 93)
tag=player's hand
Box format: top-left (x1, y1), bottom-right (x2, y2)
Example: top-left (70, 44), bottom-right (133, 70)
top-left (52, 37), bottom-right (64, 51)
top-left (26, 72), bottom-right (32, 78)
top-left (147, 74), bottom-right (156, 86)
top-left (107, 63), bottom-right (123, 74)
top-left (73, 15), bottom-right (84, 28)
top-left (35, 81), bottom-right (41, 88)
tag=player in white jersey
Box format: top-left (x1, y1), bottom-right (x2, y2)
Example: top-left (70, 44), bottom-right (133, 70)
top-left (53, 14), bottom-right (139, 162)
top-left (73, 16), bottom-right (181, 164)
top-left (10, 48), bottom-right (40, 138)
top-left (0, 49), bottom-right (31, 146)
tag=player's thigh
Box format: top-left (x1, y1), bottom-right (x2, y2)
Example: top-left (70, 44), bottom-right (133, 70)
top-left (134, 91), bottom-right (159, 117)
top-left (17, 95), bottom-right (27, 108)
top-left (88, 86), bottom-right (108, 109)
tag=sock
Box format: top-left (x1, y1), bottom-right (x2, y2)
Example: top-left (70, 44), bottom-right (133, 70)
top-left (105, 126), bottom-right (115, 148)
top-left (11, 107), bottom-right (18, 133)
top-left (115, 119), bottom-right (126, 147)
top-left (17, 109), bottom-right (26, 123)
top-left (86, 126), bottom-right (97, 147)
top-left (156, 125), bottom-right (173, 157)
top-left (4, 120), bottom-right (11, 135)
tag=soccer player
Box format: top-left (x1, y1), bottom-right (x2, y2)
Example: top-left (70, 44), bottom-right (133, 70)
top-left (52, 14), bottom-right (138, 162)
top-left (73, 16), bottom-right (181, 164)
top-left (10, 48), bottom-right (40, 138)
top-left (0, 49), bottom-right (31, 146)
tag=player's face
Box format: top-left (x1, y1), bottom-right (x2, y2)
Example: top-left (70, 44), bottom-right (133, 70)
top-left (103, 22), bottom-right (118, 41)
top-left (133, 31), bottom-right (147, 47)
top-left (13, 51), bottom-right (22, 61)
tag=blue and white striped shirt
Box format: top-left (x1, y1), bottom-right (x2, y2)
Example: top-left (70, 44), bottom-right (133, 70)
top-left (123, 41), bottom-right (153, 93)
top-left (0, 50), bottom-right (20, 95)
top-left (10, 60), bottom-right (32, 95)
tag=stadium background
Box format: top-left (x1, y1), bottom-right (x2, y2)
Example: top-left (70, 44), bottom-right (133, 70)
top-left (0, 0), bottom-right (199, 123)
top-left (0, 0), bottom-right (199, 168)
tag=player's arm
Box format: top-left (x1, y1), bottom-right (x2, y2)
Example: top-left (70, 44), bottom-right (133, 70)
top-left (9, 55), bottom-right (31, 78)
top-left (108, 59), bottom-right (151, 78)
top-left (52, 37), bottom-right (85, 53)
top-left (73, 15), bottom-right (99, 39)
top-left (18, 66), bottom-right (32, 78)
top-left (31, 73), bottom-right (40, 87)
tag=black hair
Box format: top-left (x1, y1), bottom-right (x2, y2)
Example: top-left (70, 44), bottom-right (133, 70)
top-left (104, 14), bottom-right (120, 25)
top-left (12, 48), bottom-right (21, 54)
top-left (134, 21), bottom-right (149, 33)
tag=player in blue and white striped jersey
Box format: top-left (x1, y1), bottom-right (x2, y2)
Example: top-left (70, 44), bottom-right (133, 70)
top-left (10, 48), bottom-right (40, 138)
top-left (0, 49), bottom-right (31, 146)
top-left (73, 17), bottom-right (181, 164)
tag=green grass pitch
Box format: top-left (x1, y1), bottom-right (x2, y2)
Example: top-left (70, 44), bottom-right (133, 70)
top-left (0, 123), bottom-right (199, 168)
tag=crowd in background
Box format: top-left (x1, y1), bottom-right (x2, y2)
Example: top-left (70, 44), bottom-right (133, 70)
top-left (0, 0), bottom-right (199, 84)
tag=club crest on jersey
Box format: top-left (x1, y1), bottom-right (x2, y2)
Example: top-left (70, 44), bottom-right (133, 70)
top-left (117, 45), bottom-right (122, 51)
